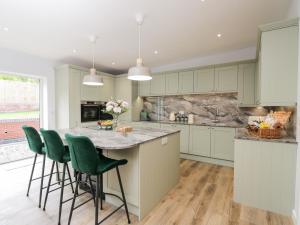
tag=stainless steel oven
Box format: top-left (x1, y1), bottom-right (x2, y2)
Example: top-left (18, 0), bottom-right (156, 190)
top-left (81, 101), bottom-right (113, 123)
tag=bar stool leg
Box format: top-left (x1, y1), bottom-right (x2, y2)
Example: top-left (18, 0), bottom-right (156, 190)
top-left (88, 175), bottom-right (96, 206)
top-left (95, 175), bottom-right (100, 225)
top-left (39, 154), bottom-right (46, 208)
top-left (56, 162), bottom-right (60, 185)
top-left (58, 163), bottom-right (66, 225)
top-left (43, 161), bottom-right (55, 210)
top-left (66, 163), bottom-right (74, 193)
top-left (68, 172), bottom-right (79, 225)
top-left (26, 153), bottom-right (37, 196)
top-left (100, 173), bottom-right (103, 210)
top-left (116, 166), bottom-right (131, 224)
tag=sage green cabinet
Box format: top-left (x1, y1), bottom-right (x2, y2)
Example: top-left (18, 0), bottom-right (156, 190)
top-left (214, 65), bottom-right (238, 92)
top-left (259, 25), bottom-right (298, 106)
top-left (138, 81), bottom-right (150, 96)
top-left (161, 123), bottom-right (189, 154)
top-left (178, 71), bottom-right (194, 94)
top-left (165, 72), bottom-right (179, 95)
top-left (98, 73), bottom-right (114, 101)
top-left (194, 68), bottom-right (215, 93)
top-left (255, 53), bottom-right (261, 105)
top-left (189, 126), bottom-right (211, 157)
top-left (238, 63), bottom-right (256, 106)
top-left (211, 127), bottom-right (235, 161)
top-left (81, 72), bottom-right (101, 101)
top-left (150, 73), bottom-right (165, 96)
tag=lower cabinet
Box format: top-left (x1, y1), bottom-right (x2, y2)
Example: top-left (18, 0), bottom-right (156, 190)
top-left (211, 127), bottom-right (235, 161)
top-left (189, 126), bottom-right (211, 157)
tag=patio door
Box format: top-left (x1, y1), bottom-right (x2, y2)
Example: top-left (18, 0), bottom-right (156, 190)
top-left (0, 73), bottom-right (41, 164)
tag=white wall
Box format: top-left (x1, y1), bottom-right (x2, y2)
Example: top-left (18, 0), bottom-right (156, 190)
top-left (151, 47), bottom-right (256, 73)
top-left (0, 47), bottom-right (57, 128)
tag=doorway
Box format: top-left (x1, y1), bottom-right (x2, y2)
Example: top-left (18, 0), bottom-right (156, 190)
top-left (0, 73), bottom-right (41, 164)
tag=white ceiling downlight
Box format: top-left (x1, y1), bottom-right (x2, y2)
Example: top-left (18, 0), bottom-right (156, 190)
top-left (128, 13), bottom-right (152, 81)
top-left (83, 35), bottom-right (104, 86)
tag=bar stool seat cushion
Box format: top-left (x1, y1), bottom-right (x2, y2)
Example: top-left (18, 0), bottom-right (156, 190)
top-left (97, 154), bottom-right (127, 173)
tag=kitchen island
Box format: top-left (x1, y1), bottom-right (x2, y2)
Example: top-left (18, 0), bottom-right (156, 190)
top-left (58, 126), bottom-right (180, 220)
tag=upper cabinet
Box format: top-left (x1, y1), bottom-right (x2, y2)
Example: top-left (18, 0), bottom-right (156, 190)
top-left (138, 80), bottom-right (150, 96)
top-left (150, 73), bottom-right (166, 96)
top-left (178, 71), bottom-right (194, 94)
top-left (194, 68), bottom-right (215, 93)
top-left (214, 65), bottom-right (238, 92)
top-left (258, 21), bottom-right (298, 106)
top-left (165, 72), bottom-right (179, 95)
top-left (238, 63), bottom-right (256, 106)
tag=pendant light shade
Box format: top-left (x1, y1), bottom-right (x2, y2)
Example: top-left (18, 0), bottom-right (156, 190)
top-left (83, 68), bottom-right (104, 86)
top-left (128, 14), bottom-right (152, 81)
top-left (83, 36), bottom-right (104, 86)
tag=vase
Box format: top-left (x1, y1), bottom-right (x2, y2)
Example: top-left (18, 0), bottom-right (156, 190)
top-left (113, 115), bottom-right (119, 130)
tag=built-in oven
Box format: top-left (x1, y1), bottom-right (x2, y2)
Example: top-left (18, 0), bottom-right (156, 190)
top-left (81, 101), bottom-right (113, 123)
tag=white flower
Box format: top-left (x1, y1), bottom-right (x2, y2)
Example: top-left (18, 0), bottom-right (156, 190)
top-left (121, 101), bottom-right (128, 108)
top-left (106, 105), bottom-right (113, 112)
top-left (113, 106), bottom-right (122, 114)
top-left (117, 99), bottom-right (122, 104)
top-left (106, 101), bottom-right (114, 107)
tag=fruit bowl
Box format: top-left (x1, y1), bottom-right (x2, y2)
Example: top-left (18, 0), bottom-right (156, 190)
top-left (97, 120), bottom-right (113, 130)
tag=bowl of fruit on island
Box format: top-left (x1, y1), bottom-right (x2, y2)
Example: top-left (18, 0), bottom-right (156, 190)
top-left (97, 120), bottom-right (113, 130)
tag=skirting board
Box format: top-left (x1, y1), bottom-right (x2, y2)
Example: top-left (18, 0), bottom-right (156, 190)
top-left (180, 153), bottom-right (234, 167)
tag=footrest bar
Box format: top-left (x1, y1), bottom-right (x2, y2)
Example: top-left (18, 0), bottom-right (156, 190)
top-left (73, 197), bottom-right (94, 210)
top-left (98, 204), bottom-right (124, 225)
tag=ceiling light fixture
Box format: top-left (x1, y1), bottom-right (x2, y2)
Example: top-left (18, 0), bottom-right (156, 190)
top-left (217, 33), bottom-right (222, 38)
top-left (82, 35), bottom-right (104, 86)
top-left (154, 50), bottom-right (159, 55)
top-left (3, 27), bottom-right (8, 32)
top-left (72, 49), bottom-right (77, 53)
top-left (112, 62), bottom-right (116, 65)
top-left (128, 13), bottom-right (152, 81)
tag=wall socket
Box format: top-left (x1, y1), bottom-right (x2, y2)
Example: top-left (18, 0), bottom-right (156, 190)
top-left (162, 137), bottom-right (168, 145)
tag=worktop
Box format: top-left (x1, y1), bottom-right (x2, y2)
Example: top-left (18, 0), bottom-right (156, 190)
top-left (58, 126), bottom-right (180, 150)
top-left (235, 128), bottom-right (297, 144)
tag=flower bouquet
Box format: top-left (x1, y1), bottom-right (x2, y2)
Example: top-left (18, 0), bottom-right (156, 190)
top-left (104, 99), bottom-right (129, 129)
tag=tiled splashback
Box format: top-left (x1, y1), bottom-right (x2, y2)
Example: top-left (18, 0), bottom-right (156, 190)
top-left (142, 93), bottom-right (296, 136)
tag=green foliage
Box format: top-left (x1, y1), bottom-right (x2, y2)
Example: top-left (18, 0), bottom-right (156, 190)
top-left (0, 74), bottom-right (39, 83)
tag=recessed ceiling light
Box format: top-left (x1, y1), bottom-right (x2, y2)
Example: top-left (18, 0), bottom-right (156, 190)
top-left (154, 50), bottom-right (159, 55)
top-left (217, 33), bottom-right (222, 38)
top-left (3, 27), bottom-right (8, 32)
top-left (111, 62), bottom-right (116, 65)
top-left (201, 0), bottom-right (205, 2)
top-left (72, 49), bottom-right (77, 53)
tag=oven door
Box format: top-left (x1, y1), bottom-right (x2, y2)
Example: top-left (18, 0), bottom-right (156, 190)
top-left (81, 104), bottom-right (100, 122)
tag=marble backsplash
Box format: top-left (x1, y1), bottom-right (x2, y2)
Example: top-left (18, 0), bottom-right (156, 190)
top-left (142, 93), bottom-right (296, 136)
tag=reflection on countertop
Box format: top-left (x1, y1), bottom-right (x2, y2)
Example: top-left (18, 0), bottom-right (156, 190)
top-left (235, 128), bottom-right (297, 144)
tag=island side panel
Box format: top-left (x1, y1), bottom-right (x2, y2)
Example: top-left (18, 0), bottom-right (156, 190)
top-left (103, 146), bottom-right (140, 216)
top-left (139, 132), bottom-right (180, 220)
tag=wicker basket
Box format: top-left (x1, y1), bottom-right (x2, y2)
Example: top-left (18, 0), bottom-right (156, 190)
top-left (258, 128), bottom-right (282, 139)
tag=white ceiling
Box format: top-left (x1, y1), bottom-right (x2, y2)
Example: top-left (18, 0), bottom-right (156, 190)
top-left (0, 0), bottom-right (292, 74)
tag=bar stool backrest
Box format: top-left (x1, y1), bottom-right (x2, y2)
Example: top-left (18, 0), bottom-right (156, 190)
top-left (65, 134), bottom-right (100, 175)
top-left (22, 125), bottom-right (44, 154)
top-left (40, 129), bottom-right (66, 163)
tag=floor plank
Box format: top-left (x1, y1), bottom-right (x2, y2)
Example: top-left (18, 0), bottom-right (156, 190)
top-left (0, 158), bottom-right (293, 225)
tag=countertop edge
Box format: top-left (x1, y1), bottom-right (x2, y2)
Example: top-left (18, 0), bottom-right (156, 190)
top-left (234, 136), bottom-right (297, 144)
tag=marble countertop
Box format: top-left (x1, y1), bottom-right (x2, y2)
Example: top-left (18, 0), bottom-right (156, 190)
top-left (235, 128), bottom-right (297, 144)
top-left (136, 120), bottom-right (243, 128)
top-left (58, 126), bottom-right (180, 150)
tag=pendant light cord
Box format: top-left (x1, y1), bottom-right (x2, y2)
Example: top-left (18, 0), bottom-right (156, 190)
top-left (92, 41), bottom-right (95, 69)
top-left (138, 23), bottom-right (141, 59)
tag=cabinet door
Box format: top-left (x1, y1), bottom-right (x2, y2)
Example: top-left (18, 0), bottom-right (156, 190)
top-left (138, 81), bottom-right (151, 96)
top-left (165, 72), bottom-right (179, 95)
top-left (69, 69), bottom-right (81, 127)
top-left (215, 65), bottom-right (238, 92)
top-left (189, 126), bottom-right (210, 157)
top-left (150, 73), bottom-right (165, 96)
top-left (211, 127), bottom-right (235, 161)
top-left (178, 71), bottom-right (194, 94)
top-left (194, 68), bottom-right (215, 93)
top-left (80, 71), bottom-right (101, 101)
top-left (260, 26), bottom-right (298, 105)
top-left (98, 75), bottom-right (114, 101)
top-left (238, 63), bottom-right (256, 106)
top-left (255, 53), bottom-right (261, 105)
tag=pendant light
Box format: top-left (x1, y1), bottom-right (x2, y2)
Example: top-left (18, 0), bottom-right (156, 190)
top-left (128, 13), bottom-right (152, 81)
top-left (83, 35), bottom-right (104, 86)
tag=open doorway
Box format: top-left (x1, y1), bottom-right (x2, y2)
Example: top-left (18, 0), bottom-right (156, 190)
top-left (0, 73), bottom-right (41, 164)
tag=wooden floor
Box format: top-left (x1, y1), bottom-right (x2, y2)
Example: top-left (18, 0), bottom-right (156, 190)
top-left (0, 157), bottom-right (293, 225)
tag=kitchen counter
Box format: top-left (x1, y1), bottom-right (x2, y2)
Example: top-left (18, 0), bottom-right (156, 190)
top-left (235, 128), bottom-right (297, 144)
top-left (136, 120), bottom-right (243, 128)
top-left (58, 126), bottom-right (180, 150)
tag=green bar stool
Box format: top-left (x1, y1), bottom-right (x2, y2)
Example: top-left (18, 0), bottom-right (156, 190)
top-left (40, 129), bottom-right (75, 225)
top-left (65, 134), bottom-right (131, 225)
top-left (22, 125), bottom-right (47, 208)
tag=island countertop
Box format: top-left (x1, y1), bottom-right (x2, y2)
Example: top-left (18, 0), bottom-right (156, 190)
top-left (58, 126), bottom-right (180, 150)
